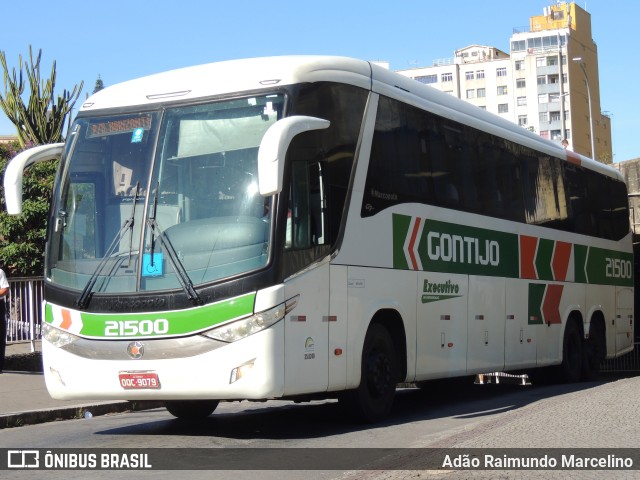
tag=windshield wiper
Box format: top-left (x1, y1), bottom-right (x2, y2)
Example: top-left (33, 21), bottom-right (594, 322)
top-left (147, 183), bottom-right (203, 306)
top-left (75, 183), bottom-right (140, 309)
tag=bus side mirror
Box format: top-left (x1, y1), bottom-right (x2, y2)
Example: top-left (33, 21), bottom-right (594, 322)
top-left (257, 116), bottom-right (330, 196)
top-left (3, 143), bottom-right (65, 215)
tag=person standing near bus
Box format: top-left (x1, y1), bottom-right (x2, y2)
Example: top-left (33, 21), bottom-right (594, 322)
top-left (0, 266), bottom-right (8, 373)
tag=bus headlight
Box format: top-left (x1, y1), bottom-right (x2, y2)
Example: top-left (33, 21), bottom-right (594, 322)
top-left (202, 303), bottom-right (287, 343)
top-left (42, 323), bottom-right (80, 348)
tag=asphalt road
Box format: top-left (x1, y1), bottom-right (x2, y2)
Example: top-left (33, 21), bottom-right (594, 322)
top-left (2, 374), bottom-right (639, 479)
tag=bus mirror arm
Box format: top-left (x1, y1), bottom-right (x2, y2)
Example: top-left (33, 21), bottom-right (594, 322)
top-left (257, 116), bottom-right (330, 196)
top-left (3, 143), bottom-right (65, 215)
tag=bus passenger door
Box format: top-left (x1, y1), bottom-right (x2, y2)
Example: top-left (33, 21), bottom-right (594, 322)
top-left (416, 272), bottom-right (468, 379)
top-left (282, 159), bottom-right (330, 396)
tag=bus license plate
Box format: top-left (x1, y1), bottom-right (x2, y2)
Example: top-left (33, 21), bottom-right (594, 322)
top-left (119, 372), bottom-right (161, 390)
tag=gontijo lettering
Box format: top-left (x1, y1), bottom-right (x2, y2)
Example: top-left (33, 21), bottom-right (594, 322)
top-left (427, 231), bottom-right (500, 266)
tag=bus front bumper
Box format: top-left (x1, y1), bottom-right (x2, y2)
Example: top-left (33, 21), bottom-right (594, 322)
top-left (42, 322), bottom-right (285, 401)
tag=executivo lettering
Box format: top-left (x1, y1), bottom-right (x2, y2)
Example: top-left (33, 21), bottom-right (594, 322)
top-left (421, 279), bottom-right (463, 303)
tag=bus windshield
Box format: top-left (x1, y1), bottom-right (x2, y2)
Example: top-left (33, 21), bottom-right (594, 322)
top-left (47, 94), bottom-right (285, 296)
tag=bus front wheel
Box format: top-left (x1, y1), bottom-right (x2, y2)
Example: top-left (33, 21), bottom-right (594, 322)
top-left (165, 400), bottom-right (219, 420)
top-left (339, 323), bottom-right (397, 423)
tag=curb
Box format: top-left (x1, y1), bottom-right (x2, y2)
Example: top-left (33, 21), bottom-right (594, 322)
top-left (2, 351), bottom-right (165, 429)
top-left (4, 351), bottom-right (43, 373)
top-left (0, 400), bottom-right (165, 429)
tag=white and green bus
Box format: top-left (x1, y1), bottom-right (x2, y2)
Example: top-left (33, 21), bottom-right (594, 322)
top-left (4, 56), bottom-right (633, 422)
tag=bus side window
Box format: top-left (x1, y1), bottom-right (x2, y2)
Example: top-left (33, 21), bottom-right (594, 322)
top-left (286, 160), bottom-right (326, 250)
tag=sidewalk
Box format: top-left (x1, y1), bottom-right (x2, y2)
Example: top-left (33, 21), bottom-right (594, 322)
top-left (0, 342), bottom-right (163, 429)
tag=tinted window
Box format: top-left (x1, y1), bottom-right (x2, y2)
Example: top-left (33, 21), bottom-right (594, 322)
top-left (362, 95), bottom-right (629, 241)
top-left (283, 82), bottom-right (368, 274)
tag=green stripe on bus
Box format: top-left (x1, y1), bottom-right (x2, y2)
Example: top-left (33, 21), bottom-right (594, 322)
top-left (46, 292), bottom-right (256, 338)
top-left (574, 245), bottom-right (588, 284)
top-left (392, 213), bottom-right (632, 286)
top-left (392, 213), bottom-right (411, 270)
top-left (535, 238), bottom-right (554, 281)
top-left (585, 247), bottom-right (634, 287)
top-left (528, 283), bottom-right (546, 325)
top-left (415, 218), bottom-right (519, 278)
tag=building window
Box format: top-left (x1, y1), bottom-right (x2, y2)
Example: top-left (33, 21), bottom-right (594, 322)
top-left (565, 129), bottom-right (571, 139)
top-left (511, 40), bottom-right (526, 52)
top-left (465, 71), bottom-right (474, 80)
top-left (517, 96), bottom-right (527, 106)
top-left (497, 86), bottom-right (508, 95)
top-left (415, 74), bottom-right (437, 84)
top-left (539, 112), bottom-right (549, 123)
top-left (496, 67), bottom-right (507, 77)
top-left (478, 106), bottom-right (486, 110)
top-left (551, 130), bottom-right (562, 140)
top-left (476, 70), bottom-right (485, 79)
top-left (498, 103), bottom-right (508, 113)
top-left (477, 88), bottom-right (486, 98)
top-left (549, 93), bottom-right (560, 103)
top-left (550, 111), bottom-right (561, 122)
top-left (548, 74), bottom-right (559, 84)
top-left (516, 78), bottom-right (526, 88)
top-left (562, 73), bottom-right (568, 83)
top-left (540, 130), bottom-right (550, 139)
top-left (528, 37), bottom-right (544, 50)
top-left (537, 75), bottom-right (546, 85)
top-left (547, 56), bottom-right (558, 66)
top-left (518, 115), bottom-right (528, 126)
top-left (538, 94), bottom-right (547, 104)
top-left (466, 89), bottom-right (475, 99)
top-left (536, 57), bottom-right (546, 67)
top-left (515, 60), bottom-right (524, 71)
top-left (441, 72), bottom-right (453, 82)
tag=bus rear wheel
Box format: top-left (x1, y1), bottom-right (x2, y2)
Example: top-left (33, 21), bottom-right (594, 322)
top-left (583, 320), bottom-right (606, 380)
top-left (165, 400), bottom-right (219, 420)
top-left (339, 323), bottom-right (398, 423)
top-left (559, 320), bottom-right (582, 383)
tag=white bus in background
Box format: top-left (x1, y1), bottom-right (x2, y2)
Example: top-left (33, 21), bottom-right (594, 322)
top-left (4, 56), bottom-right (633, 422)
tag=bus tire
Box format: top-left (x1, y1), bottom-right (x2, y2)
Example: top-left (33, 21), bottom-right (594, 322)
top-left (165, 400), bottom-right (219, 420)
top-left (339, 323), bottom-right (397, 423)
top-left (582, 320), bottom-right (606, 381)
top-left (559, 319), bottom-right (582, 383)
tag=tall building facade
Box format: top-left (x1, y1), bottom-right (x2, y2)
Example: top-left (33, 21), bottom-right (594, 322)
top-left (396, 2), bottom-right (612, 163)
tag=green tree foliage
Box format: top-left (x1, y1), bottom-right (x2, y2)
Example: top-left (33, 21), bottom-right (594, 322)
top-left (0, 141), bottom-right (57, 276)
top-left (0, 46), bottom-right (84, 148)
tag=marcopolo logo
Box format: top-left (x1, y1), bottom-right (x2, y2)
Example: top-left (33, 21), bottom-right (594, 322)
top-left (422, 278), bottom-right (462, 304)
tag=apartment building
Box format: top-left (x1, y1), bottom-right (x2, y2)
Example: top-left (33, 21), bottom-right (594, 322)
top-left (396, 2), bottom-right (612, 163)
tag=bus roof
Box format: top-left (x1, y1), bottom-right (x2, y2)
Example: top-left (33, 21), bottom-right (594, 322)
top-left (81, 56), bottom-right (372, 112)
top-left (80, 55), bottom-right (621, 182)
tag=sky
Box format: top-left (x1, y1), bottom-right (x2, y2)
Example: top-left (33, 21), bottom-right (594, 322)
top-left (1, 0), bottom-right (638, 162)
